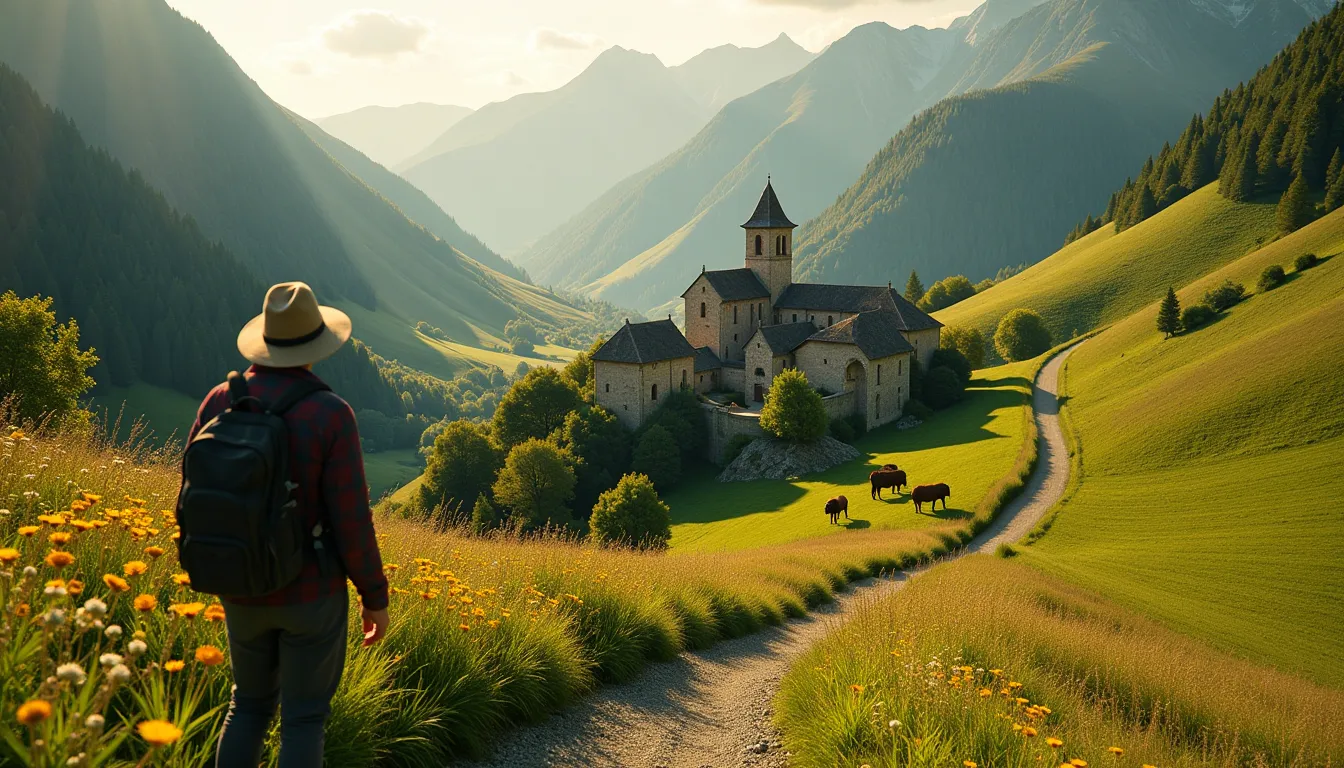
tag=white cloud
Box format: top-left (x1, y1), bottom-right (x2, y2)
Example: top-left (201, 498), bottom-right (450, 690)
top-left (322, 10), bottom-right (430, 59)
top-left (283, 58), bottom-right (314, 76)
top-left (529, 28), bottom-right (602, 51)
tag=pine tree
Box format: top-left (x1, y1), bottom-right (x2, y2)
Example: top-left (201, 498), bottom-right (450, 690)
top-left (1181, 137), bottom-right (1213, 190)
top-left (1325, 147), bottom-right (1342, 191)
top-left (1157, 287), bottom-right (1182, 339)
top-left (1131, 185), bottom-right (1157, 225)
top-left (1276, 171), bottom-right (1312, 234)
top-left (904, 271), bottom-right (925, 305)
top-left (1326, 162), bottom-right (1344, 213)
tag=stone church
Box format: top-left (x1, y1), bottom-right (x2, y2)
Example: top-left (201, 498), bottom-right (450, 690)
top-left (593, 180), bottom-right (941, 431)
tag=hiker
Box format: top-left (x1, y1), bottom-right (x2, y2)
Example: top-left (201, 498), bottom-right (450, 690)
top-left (178, 282), bottom-right (390, 767)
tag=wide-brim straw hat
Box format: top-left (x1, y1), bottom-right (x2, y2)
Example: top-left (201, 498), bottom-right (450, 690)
top-left (237, 282), bottom-right (352, 368)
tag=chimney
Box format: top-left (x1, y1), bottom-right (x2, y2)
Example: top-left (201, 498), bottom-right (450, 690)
top-left (624, 318), bottom-right (629, 325)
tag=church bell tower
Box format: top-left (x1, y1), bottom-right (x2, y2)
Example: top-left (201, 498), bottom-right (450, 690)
top-left (743, 177), bottom-right (796, 308)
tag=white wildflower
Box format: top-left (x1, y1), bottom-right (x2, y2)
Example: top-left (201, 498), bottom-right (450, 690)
top-left (44, 585), bottom-right (67, 598)
top-left (126, 639), bottom-right (147, 657)
top-left (107, 664), bottom-right (131, 684)
top-left (22, 566), bottom-right (37, 577)
top-left (84, 714), bottom-right (105, 730)
top-left (104, 625), bottom-right (122, 639)
top-left (83, 598), bottom-right (107, 618)
top-left (43, 608), bottom-right (67, 626)
top-left (56, 663), bottom-right (87, 685)
top-left (98, 653), bottom-right (123, 668)
top-left (889, 719), bottom-right (901, 728)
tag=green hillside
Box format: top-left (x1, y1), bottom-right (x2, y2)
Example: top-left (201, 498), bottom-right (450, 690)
top-left (1022, 208), bottom-right (1344, 684)
top-left (0, 0), bottom-right (586, 386)
top-left (934, 184), bottom-right (1278, 351)
top-left (666, 360), bottom-right (1035, 551)
top-left (517, 22), bottom-right (976, 308)
top-left (792, 0), bottom-right (1312, 291)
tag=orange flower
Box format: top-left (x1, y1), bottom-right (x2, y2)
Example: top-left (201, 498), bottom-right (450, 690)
top-left (170, 602), bottom-right (205, 619)
top-left (137, 719), bottom-right (182, 746)
top-left (0, 548), bottom-right (19, 563)
top-left (133, 594), bottom-right (158, 612)
top-left (71, 520), bottom-right (96, 531)
top-left (458, 623), bottom-right (470, 632)
top-left (203, 604), bottom-right (226, 622)
top-left (1070, 760), bottom-right (1088, 767)
top-left (45, 551), bottom-right (75, 569)
top-left (195, 645), bottom-right (225, 666)
top-left (17, 526), bottom-right (40, 537)
top-left (1108, 748), bottom-right (1124, 756)
top-left (123, 560), bottom-right (149, 577)
top-left (38, 514), bottom-right (66, 527)
top-left (143, 546), bottom-right (165, 559)
top-left (850, 684), bottom-right (866, 693)
top-left (171, 573), bottom-right (191, 587)
top-left (1047, 738), bottom-right (1064, 749)
top-left (66, 579), bottom-right (83, 596)
top-left (48, 532), bottom-right (72, 546)
top-left (16, 699), bottom-right (51, 726)
top-left (103, 574), bottom-right (130, 592)
top-left (163, 660), bottom-right (185, 673)
top-left (14, 603), bottom-right (30, 617)
top-left (82, 492), bottom-right (102, 504)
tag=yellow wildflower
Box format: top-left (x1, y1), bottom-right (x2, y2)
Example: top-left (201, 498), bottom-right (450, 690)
top-left (164, 660), bottom-right (185, 673)
top-left (204, 604), bottom-right (226, 622)
top-left (45, 550), bottom-right (75, 569)
top-left (1047, 738), bottom-right (1064, 749)
top-left (137, 719), bottom-right (182, 746)
top-left (0, 548), bottom-right (19, 563)
top-left (18, 526), bottom-right (40, 537)
top-left (195, 645), bottom-right (225, 666)
top-left (16, 699), bottom-right (51, 726)
top-left (123, 560), bottom-right (148, 577)
top-left (103, 574), bottom-right (130, 592)
top-left (170, 602), bottom-right (205, 619)
top-left (143, 546), bottom-right (165, 558)
top-left (134, 594), bottom-right (157, 612)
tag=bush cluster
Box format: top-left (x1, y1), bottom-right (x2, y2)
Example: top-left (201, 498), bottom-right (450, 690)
top-left (1295, 252), bottom-right (1319, 271)
top-left (1258, 264), bottom-right (1287, 292)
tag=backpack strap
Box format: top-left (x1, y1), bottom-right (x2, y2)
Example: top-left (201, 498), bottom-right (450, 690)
top-left (265, 379), bottom-right (332, 416)
top-left (225, 371), bottom-right (264, 412)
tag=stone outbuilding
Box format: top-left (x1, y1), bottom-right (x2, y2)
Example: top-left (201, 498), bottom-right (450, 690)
top-left (592, 318), bottom-right (696, 430)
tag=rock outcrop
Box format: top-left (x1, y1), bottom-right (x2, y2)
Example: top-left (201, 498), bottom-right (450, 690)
top-left (718, 436), bottom-right (860, 482)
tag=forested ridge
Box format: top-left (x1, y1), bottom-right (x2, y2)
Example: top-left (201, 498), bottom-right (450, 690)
top-left (1077, 4), bottom-right (1344, 236)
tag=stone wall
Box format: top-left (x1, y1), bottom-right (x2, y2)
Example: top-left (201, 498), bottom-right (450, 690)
top-left (719, 299), bottom-right (767, 363)
top-left (792, 341), bottom-right (853, 395)
top-left (865, 351), bottom-right (911, 429)
top-left (703, 403), bottom-right (766, 464)
top-left (722, 364), bottom-right (745, 393)
top-left (744, 332), bottom-right (776, 403)
top-left (906, 327), bottom-right (940, 370)
top-left (684, 274), bottom-right (721, 353)
top-left (594, 356), bottom-right (694, 431)
top-left (821, 391), bottom-right (855, 421)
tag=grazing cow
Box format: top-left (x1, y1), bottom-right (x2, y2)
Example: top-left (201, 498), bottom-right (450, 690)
top-left (911, 483), bottom-right (951, 513)
top-left (824, 495), bottom-right (849, 524)
top-left (869, 469), bottom-right (907, 499)
top-left (881, 464), bottom-right (899, 471)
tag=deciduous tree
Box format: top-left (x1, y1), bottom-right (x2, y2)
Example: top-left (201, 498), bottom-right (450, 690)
top-left (631, 425), bottom-right (681, 489)
top-left (589, 473), bottom-right (671, 549)
top-left (419, 420), bottom-right (502, 517)
top-left (0, 292), bottom-right (98, 423)
top-left (993, 309), bottom-right (1053, 362)
top-left (491, 367), bottom-right (583, 449)
top-left (760, 368), bottom-right (827, 443)
top-left (492, 438), bottom-right (576, 527)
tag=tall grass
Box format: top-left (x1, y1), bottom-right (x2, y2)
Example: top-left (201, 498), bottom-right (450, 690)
top-left (776, 555), bottom-right (1344, 768)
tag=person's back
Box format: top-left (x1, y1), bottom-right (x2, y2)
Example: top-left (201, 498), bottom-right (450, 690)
top-left (184, 282), bottom-right (390, 767)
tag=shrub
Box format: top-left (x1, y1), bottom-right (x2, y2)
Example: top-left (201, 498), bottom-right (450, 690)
top-left (509, 336), bottom-right (535, 356)
top-left (902, 398), bottom-right (933, 421)
top-left (589, 473), bottom-right (671, 549)
top-left (0, 291), bottom-right (98, 423)
top-left (940, 325), bottom-right (985, 368)
top-left (829, 417), bottom-right (856, 444)
top-left (1180, 303), bottom-right (1217, 331)
top-left (471, 493), bottom-right (498, 534)
top-left (492, 438), bottom-right (576, 527)
top-left (1258, 264), bottom-right (1287, 292)
top-left (916, 275), bottom-right (977, 312)
top-left (993, 308), bottom-right (1053, 362)
top-left (642, 389), bottom-right (706, 458)
top-left (420, 420), bottom-right (503, 519)
top-left (929, 348), bottom-right (972, 386)
top-left (1202, 280), bottom-right (1246, 312)
top-left (844, 412), bottom-right (868, 439)
top-left (759, 368), bottom-right (827, 443)
top-left (1295, 252), bottom-right (1319, 271)
top-left (631, 425), bottom-right (682, 489)
top-left (723, 433), bottom-right (755, 464)
top-left (922, 366), bottom-right (965, 410)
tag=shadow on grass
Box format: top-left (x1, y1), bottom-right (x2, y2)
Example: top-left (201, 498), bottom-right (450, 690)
top-left (841, 518), bottom-right (870, 530)
top-left (915, 506), bottom-right (972, 521)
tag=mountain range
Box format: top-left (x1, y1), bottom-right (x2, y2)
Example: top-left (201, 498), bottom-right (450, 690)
top-left (317, 102), bottom-right (474, 170)
top-left (517, 0), bottom-right (1326, 312)
top-left (0, 0), bottom-right (585, 383)
top-left (398, 35), bottom-right (815, 253)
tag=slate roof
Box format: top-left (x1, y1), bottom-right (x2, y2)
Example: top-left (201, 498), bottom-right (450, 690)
top-left (774, 283), bottom-right (943, 331)
top-left (593, 319), bottom-right (697, 364)
top-left (753, 322), bottom-right (817, 355)
top-left (694, 346), bottom-right (722, 373)
top-left (803, 311), bottom-right (915, 360)
top-left (682, 268), bottom-right (770, 301)
top-left (742, 180), bottom-right (796, 229)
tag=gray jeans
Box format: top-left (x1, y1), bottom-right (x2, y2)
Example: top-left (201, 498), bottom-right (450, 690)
top-left (215, 591), bottom-right (348, 768)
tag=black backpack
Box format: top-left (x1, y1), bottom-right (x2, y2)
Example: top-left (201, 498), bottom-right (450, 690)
top-left (176, 371), bottom-right (329, 597)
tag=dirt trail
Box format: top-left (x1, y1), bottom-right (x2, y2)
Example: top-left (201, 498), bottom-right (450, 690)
top-left (469, 345), bottom-right (1080, 768)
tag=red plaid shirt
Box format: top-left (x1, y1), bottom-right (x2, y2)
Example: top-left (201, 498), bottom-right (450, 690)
top-left (187, 365), bottom-right (389, 611)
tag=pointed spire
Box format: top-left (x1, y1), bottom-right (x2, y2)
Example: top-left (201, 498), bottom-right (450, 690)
top-left (742, 177), bottom-right (796, 229)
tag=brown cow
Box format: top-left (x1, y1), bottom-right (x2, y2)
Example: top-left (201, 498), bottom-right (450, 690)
top-left (881, 464), bottom-right (899, 471)
top-left (911, 483), bottom-right (950, 513)
top-left (824, 495), bottom-right (849, 524)
top-left (869, 469), bottom-right (907, 499)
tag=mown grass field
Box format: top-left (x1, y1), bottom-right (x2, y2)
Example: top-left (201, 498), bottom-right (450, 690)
top-left (665, 361), bottom-right (1037, 551)
top-left (935, 185), bottom-right (1278, 355)
top-left (1022, 208), bottom-right (1344, 684)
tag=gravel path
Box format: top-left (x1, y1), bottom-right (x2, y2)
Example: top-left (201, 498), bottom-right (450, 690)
top-left (468, 344), bottom-right (1081, 768)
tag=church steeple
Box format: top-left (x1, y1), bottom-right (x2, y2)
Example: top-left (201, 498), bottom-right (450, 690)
top-left (743, 177), bottom-right (796, 307)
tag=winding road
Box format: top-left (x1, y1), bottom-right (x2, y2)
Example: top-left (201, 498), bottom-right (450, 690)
top-left (470, 344), bottom-right (1080, 768)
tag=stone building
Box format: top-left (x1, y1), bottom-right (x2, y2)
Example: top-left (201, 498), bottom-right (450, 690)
top-left (593, 180), bottom-right (942, 431)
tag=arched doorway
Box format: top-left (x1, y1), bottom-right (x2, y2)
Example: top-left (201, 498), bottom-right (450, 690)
top-left (844, 359), bottom-right (867, 424)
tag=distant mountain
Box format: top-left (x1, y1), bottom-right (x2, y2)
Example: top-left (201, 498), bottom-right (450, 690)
top-left (791, 0), bottom-right (1323, 291)
top-left (517, 21), bottom-right (978, 309)
top-left (948, 0), bottom-right (1051, 45)
top-left (0, 0), bottom-right (585, 383)
top-left (316, 102), bottom-right (473, 169)
top-left (398, 37), bottom-right (814, 254)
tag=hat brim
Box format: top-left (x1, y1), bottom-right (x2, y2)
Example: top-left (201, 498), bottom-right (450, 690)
top-left (236, 306), bottom-right (352, 368)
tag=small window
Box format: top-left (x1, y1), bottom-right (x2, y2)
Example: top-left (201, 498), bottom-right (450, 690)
top-left (754, 235), bottom-right (762, 255)
top-left (827, 315), bottom-right (833, 326)
top-left (756, 342), bottom-right (761, 349)
top-left (898, 360), bottom-right (902, 376)
top-left (733, 306), bottom-right (738, 323)
top-left (734, 333), bottom-right (738, 342)
top-left (792, 313), bottom-right (798, 322)
top-left (876, 393), bottom-right (881, 418)
top-left (755, 367), bottom-right (765, 376)
top-left (877, 364), bottom-right (882, 385)
top-left (682, 369), bottom-right (687, 386)
top-left (652, 384), bottom-right (659, 401)
top-left (823, 358), bottom-right (828, 365)
top-left (605, 383), bottom-right (610, 393)
top-left (700, 302), bottom-right (706, 318)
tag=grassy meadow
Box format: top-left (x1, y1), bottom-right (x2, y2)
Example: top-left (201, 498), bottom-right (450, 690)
top-left (88, 384), bottom-right (199, 445)
top-left (777, 556), bottom-right (1344, 768)
top-left (935, 185), bottom-right (1278, 354)
top-left (665, 360), bottom-right (1037, 551)
top-left (1020, 208), bottom-right (1344, 684)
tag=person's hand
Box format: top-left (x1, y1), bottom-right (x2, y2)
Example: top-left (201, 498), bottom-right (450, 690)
top-left (361, 605), bottom-right (389, 646)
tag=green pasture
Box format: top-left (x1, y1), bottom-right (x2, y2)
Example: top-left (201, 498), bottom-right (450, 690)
top-left (935, 184), bottom-right (1278, 354)
top-left (363, 448), bottom-right (425, 501)
top-left (1023, 207), bottom-right (1344, 684)
top-left (665, 360), bottom-right (1036, 552)
top-left (89, 382), bottom-right (199, 445)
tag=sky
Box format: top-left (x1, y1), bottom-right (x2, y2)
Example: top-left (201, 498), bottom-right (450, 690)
top-left (164, 0), bottom-right (982, 119)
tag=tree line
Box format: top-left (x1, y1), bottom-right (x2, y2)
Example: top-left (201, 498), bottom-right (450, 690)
top-left (1071, 6), bottom-right (1344, 240)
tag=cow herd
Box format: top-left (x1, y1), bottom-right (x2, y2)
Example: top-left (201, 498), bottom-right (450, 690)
top-left (822, 463), bottom-right (952, 525)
